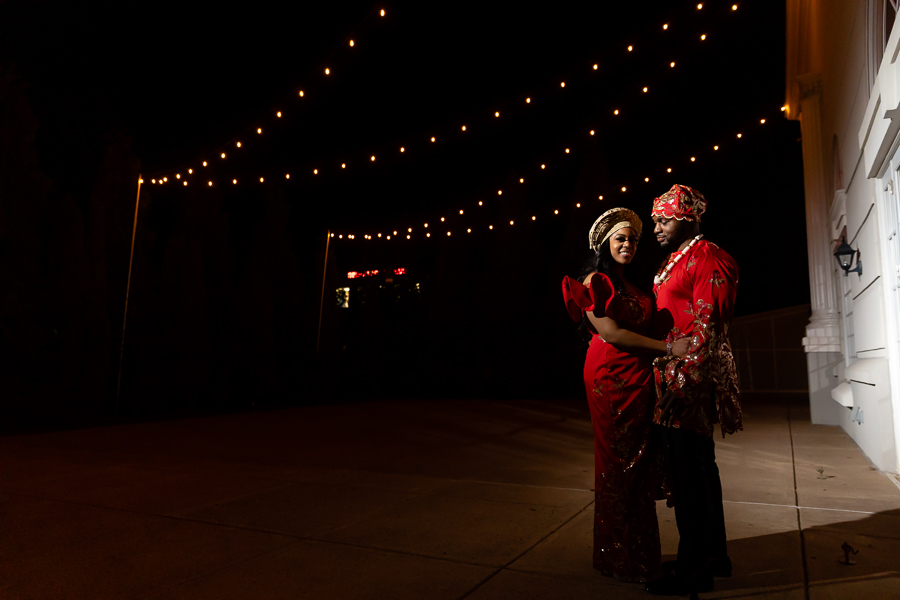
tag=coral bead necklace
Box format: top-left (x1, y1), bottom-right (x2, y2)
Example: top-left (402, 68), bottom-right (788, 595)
top-left (654, 234), bottom-right (703, 286)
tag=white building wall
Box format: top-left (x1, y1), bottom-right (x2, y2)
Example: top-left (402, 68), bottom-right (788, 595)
top-left (790, 0), bottom-right (900, 473)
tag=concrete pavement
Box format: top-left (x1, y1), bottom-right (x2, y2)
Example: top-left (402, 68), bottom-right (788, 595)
top-left (1, 399), bottom-right (898, 599)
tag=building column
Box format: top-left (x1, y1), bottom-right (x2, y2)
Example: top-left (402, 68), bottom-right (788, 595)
top-left (798, 75), bottom-right (842, 352)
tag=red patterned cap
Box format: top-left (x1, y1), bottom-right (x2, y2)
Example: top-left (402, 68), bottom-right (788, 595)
top-left (651, 184), bottom-right (707, 222)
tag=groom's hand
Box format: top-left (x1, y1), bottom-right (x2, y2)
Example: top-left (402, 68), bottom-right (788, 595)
top-left (658, 390), bottom-right (679, 427)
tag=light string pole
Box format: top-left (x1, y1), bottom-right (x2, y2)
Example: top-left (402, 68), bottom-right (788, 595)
top-left (317, 228), bottom-right (331, 356)
top-left (116, 174), bottom-right (144, 416)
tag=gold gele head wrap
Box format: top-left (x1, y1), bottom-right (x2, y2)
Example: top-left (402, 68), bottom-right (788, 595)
top-left (588, 207), bottom-right (643, 253)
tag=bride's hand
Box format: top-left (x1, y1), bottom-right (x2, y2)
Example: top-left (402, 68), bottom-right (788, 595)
top-left (671, 337), bottom-right (691, 357)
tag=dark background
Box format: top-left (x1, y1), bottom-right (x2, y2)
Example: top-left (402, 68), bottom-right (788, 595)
top-left (0, 0), bottom-right (808, 427)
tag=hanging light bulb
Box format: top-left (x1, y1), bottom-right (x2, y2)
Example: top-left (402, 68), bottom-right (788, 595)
top-left (642, 87), bottom-right (648, 93)
top-left (257, 128), bottom-right (262, 134)
top-left (519, 178), bottom-right (524, 183)
top-left (176, 174), bottom-right (181, 179)
top-left (541, 164), bottom-right (546, 169)
top-left (371, 156), bottom-right (375, 161)
top-left (576, 203), bottom-right (581, 207)
top-left (554, 210), bottom-right (559, 214)
top-left (426, 233), bottom-right (431, 237)
top-left (599, 195), bottom-right (604, 200)
top-left (163, 177), bottom-right (167, 182)
top-left (467, 228), bottom-right (471, 233)
top-left (349, 40), bottom-right (355, 46)
top-left (614, 109), bottom-right (619, 115)
top-left (531, 216), bottom-right (536, 221)
top-left (406, 235), bottom-right (410, 239)
top-left (424, 223), bottom-right (428, 227)
top-left (565, 148), bottom-right (570, 153)
top-left (494, 111), bottom-right (500, 117)
top-left (700, 34), bottom-right (707, 40)
top-left (526, 97), bottom-right (531, 103)
top-left (663, 23), bottom-right (669, 30)
top-left (690, 157), bottom-right (696, 162)
top-left (621, 187), bottom-right (627, 192)
top-left (447, 232), bottom-right (451, 236)
top-left (440, 217), bottom-right (445, 222)
top-left (208, 181), bottom-right (213, 186)
top-left (400, 147), bottom-right (405, 152)
top-left (341, 163), bottom-right (346, 168)
top-left (714, 145), bottom-right (719, 150)
top-left (560, 82), bottom-right (565, 88)
top-left (732, 4), bottom-right (738, 10)
top-left (461, 125), bottom-right (466, 131)
top-left (627, 45), bottom-right (633, 51)
top-left (489, 225), bottom-right (493, 230)
top-left (188, 169), bottom-right (193, 174)
top-left (313, 169), bottom-right (318, 174)
top-left (299, 90), bottom-right (304, 97)
top-left (380, 8), bottom-right (385, 16)
top-left (478, 201), bottom-right (483, 206)
top-left (260, 177), bottom-right (265, 182)
top-left (285, 174), bottom-right (290, 179)
top-left (430, 137), bottom-right (436, 142)
top-left (590, 130), bottom-right (595, 135)
top-left (233, 179), bottom-right (237, 184)
top-left (151, 179), bottom-right (156, 184)
top-left (236, 142), bottom-right (241, 148)
top-left (221, 153), bottom-right (226, 159)
top-left (697, 3), bottom-right (702, 8)
top-left (203, 161), bottom-right (208, 167)
top-left (670, 62), bottom-right (675, 67)
top-left (183, 181), bottom-right (188, 186)
top-left (459, 210), bottom-right (464, 214)
top-left (276, 111), bottom-right (282, 117)
top-left (667, 168), bottom-right (672, 173)
top-left (593, 64), bottom-right (598, 70)
top-left (760, 118), bottom-right (766, 124)
top-left (510, 220), bottom-right (514, 225)
top-left (737, 133), bottom-right (742, 138)
top-left (325, 68), bottom-right (330, 75)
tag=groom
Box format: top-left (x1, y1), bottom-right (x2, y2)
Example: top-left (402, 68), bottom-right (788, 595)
top-left (645, 185), bottom-right (742, 596)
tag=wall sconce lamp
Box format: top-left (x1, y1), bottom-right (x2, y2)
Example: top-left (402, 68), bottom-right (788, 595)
top-left (834, 236), bottom-right (863, 277)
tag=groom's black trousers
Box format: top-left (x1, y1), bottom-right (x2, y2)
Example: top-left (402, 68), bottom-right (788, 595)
top-left (659, 425), bottom-right (728, 577)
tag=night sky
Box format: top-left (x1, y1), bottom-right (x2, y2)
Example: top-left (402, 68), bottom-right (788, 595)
top-left (0, 1), bottom-right (807, 419)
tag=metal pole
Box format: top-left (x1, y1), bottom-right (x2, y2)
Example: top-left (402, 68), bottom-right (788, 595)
top-left (316, 229), bottom-right (331, 355)
top-left (115, 174), bottom-right (143, 416)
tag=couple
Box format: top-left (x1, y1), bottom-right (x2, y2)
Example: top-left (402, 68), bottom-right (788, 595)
top-left (561, 185), bottom-right (742, 596)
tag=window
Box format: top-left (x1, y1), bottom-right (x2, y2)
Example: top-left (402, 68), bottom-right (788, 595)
top-left (869, 0), bottom-right (900, 87)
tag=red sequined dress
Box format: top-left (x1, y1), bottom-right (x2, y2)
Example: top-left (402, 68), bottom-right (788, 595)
top-left (562, 273), bottom-right (663, 582)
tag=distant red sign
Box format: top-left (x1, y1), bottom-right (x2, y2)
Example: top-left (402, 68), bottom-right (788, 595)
top-left (393, 268), bottom-right (406, 275)
top-left (347, 270), bottom-right (380, 279)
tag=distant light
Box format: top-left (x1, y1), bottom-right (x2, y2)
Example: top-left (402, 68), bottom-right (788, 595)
top-left (380, 8), bottom-right (385, 16)
top-left (519, 178), bottom-right (524, 183)
top-left (151, 179), bottom-right (156, 184)
top-left (349, 40), bottom-right (355, 46)
top-left (495, 111), bottom-right (500, 117)
top-left (621, 187), bottom-right (627, 192)
top-left (176, 173), bottom-right (181, 179)
top-left (489, 225), bottom-right (493, 230)
top-left (188, 169), bottom-right (193, 174)
top-left (593, 64), bottom-right (598, 70)
top-left (163, 177), bottom-right (167, 182)
top-left (670, 62), bottom-right (675, 67)
top-left (645, 177), bottom-right (649, 182)
top-left (183, 181), bottom-right (187, 186)
top-left (781, 105), bottom-right (787, 111)
top-left (233, 179), bottom-right (237, 184)
top-left (461, 125), bottom-right (467, 131)
top-left (667, 168), bottom-right (672, 173)
top-left (467, 228), bottom-right (471, 233)
top-left (599, 195), bottom-right (604, 199)
top-left (426, 233), bottom-right (430, 237)
top-left (526, 97), bottom-right (531, 103)
top-left (260, 177), bottom-right (264, 182)
top-left (697, 3), bottom-right (702, 8)
top-left (236, 142), bottom-right (241, 148)
top-left (257, 128), bottom-right (262, 134)
top-left (441, 217), bottom-right (445, 222)
top-left (387, 236), bottom-right (391, 240)
top-left (690, 157), bottom-right (696, 162)
top-left (478, 201), bottom-right (483, 206)
top-left (377, 233), bottom-right (381, 237)
top-left (430, 137), bottom-right (436, 142)
top-left (285, 174), bottom-right (290, 179)
top-left (330, 233), bottom-right (334, 237)
top-left (208, 181), bottom-right (213, 186)
top-left (459, 209), bottom-right (464, 215)
top-left (614, 109), bottom-right (619, 115)
top-left (408, 228), bottom-right (413, 232)
top-left (541, 164), bottom-right (546, 169)
top-left (737, 133), bottom-right (742, 138)
top-left (531, 216), bottom-right (536, 221)
top-left (313, 169), bottom-right (318, 174)
top-left (732, 4), bottom-right (737, 9)
top-left (510, 220), bottom-right (514, 225)
top-left (202, 161), bottom-right (207, 167)
top-left (342, 163), bottom-right (346, 168)
top-left (400, 147), bottom-right (405, 152)
top-left (560, 82), bottom-right (565, 88)
top-left (627, 45), bottom-right (633, 51)
top-left (447, 231), bottom-right (451, 236)
top-left (393, 231), bottom-right (397, 235)
top-left (700, 34), bottom-right (706, 40)
top-left (565, 148), bottom-right (570, 153)
top-left (554, 210), bottom-right (559, 214)
top-left (424, 223), bottom-right (428, 227)
top-left (760, 118), bottom-right (766, 124)
top-left (590, 130), bottom-right (595, 135)
top-left (576, 203), bottom-right (581, 207)
top-left (498, 190), bottom-right (502, 195)
top-left (663, 23), bottom-right (668, 30)
top-left (299, 90), bottom-right (304, 97)
top-left (714, 145), bottom-right (719, 150)
top-left (339, 235), bottom-right (343, 239)
top-left (325, 68), bottom-right (330, 75)
top-left (276, 111), bottom-right (282, 117)
top-left (407, 235), bottom-right (410, 239)
top-left (371, 155), bottom-right (376, 161)
top-left (221, 153), bottom-right (226, 158)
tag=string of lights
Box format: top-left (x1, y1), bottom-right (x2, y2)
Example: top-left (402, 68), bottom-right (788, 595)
top-left (145, 1), bottom-right (742, 185)
top-left (325, 105), bottom-right (784, 241)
